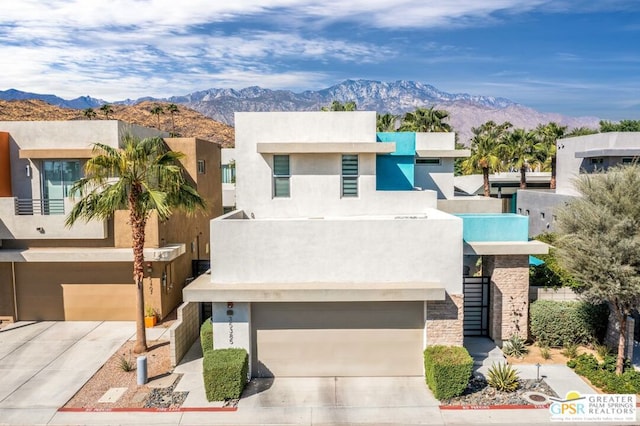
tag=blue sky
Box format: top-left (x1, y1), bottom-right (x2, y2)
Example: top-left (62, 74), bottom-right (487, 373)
top-left (1, 1), bottom-right (639, 119)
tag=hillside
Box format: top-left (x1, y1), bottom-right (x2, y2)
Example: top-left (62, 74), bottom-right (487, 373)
top-left (0, 99), bottom-right (235, 147)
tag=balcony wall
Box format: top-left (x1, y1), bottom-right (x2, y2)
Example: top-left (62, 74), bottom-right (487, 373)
top-left (210, 208), bottom-right (463, 294)
top-left (456, 213), bottom-right (529, 242)
top-left (0, 197), bottom-right (107, 239)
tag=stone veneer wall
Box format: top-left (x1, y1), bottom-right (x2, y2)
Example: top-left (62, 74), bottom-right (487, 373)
top-left (426, 293), bottom-right (463, 346)
top-left (169, 301), bottom-right (200, 367)
top-left (484, 255), bottom-right (529, 344)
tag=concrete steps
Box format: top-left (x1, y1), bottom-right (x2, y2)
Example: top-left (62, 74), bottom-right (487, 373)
top-left (463, 337), bottom-right (507, 378)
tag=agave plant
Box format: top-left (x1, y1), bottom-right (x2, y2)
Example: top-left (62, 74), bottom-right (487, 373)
top-left (502, 334), bottom-right (528, 358)
top-left (487, 362), bottom-right (520, 392)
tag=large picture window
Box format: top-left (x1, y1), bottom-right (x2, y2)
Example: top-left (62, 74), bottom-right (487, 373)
top-left (273, 155), bottom-right (290, 198)
top-left (342, 155), bottom-right (358, 197)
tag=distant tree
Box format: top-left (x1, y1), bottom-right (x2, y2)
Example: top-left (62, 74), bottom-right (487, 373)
top-left (167, 103), bottom-right (179, 136)
top-left (66, 136), bottom-right (205, 354)
top-left (529, 232), bottom-right (578, 289)
top-left (321, 101), bottom-right (357, 111)
top-left (150, 104), bottom-right (165, 129)
top-left (555, 164), bottom-right (640, 374)
top-left (454, 141), bottom-right (467, 177)
top-left (534, 122), bottom-right (567, 189)
top-left (99, 104), bottom-right (114, 119)
top-left (83, 108), bottom-right (97, 120)
top-left (503, 128), bottom-right (541, 189)
top-left (565, 127), bottom-right (598, 137)
top-left (599, 119), bottom-right (640, 132)
top-left (462, 121), bottom-right (511, 196)
top-left (376, 113), bottom-right (398, 132)
top-left (399, 106), bottom-right (452, 132)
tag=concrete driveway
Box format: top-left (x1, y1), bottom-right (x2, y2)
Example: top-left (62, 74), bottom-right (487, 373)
top-left (0, 321), bottom-right (134, 425)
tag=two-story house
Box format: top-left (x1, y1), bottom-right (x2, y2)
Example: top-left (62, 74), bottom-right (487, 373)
top-left (178, 111), bottom-right (546, 377)
top-left (0, 120), bottom-right (222, 322)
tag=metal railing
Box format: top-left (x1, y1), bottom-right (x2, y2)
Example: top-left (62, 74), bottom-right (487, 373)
top-left (14, 198), bottom-right (65, 215)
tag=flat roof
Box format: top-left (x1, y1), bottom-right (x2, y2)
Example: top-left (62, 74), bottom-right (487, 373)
top-left (575, 148), bottom-right (640, 158)
top-left (0, 244), bottom-right (185, 262)
top-left (257, 142), bottom-right (395, 154)
top-left (463, 240), bottom-right (549, 256)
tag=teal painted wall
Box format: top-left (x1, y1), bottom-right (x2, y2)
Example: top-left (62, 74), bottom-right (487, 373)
top-left (456, 213), bottom-right (529, 242)
top-left (376, 132), bottom-right (416, 190)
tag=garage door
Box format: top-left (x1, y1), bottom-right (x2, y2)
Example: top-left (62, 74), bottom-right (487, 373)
top-left (251, 301), bottom-right (424, 377)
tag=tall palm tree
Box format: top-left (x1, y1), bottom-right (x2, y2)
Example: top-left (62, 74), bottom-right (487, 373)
top-left (83, 108), bottom-right (97, 120)
top-left (99, 104), bottom-right (114, 119)
top-left (166, 103), bottom-right (179, 136)
top-left (534, 122), bottom-right (567, 189)
top-left (376, 113), bottom-right (398, 132)
top-left (565, 126), bottom-right (598, 137)
top-left (503, 128), bottom-right (541, 189)
top-left (150, 104), bottom-right (165, 129)
top-left (399, 106), bottom-right (452, 132)
top-left (462, 121), bottom-right (511, 196)
top-left (65, 135), bottom-right (205, 353)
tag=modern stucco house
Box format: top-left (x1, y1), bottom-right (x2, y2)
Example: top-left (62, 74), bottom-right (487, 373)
top-left (518, 132), bottom-right (640, 236)
top-left (177, 111), bottom-right (547, 377)
top-left (0, 120), bottom-right (222, 322)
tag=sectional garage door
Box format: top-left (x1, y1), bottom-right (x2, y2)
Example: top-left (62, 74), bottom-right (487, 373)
top-left (251, 301), bottom-right (424, 377)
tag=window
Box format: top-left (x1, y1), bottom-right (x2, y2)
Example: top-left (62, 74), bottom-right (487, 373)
top-left (416, 158), bottom-right (441, 165)
top-left (342, 155), bottom-right (358, 197)
top-left (221, 162), bottom-right (235, 183)
top-left (273, 155), bottom-right (290, 197)
top-left (197, 160), bottom-right (206, 174)
top-left (590, 157), bottom-right (603, 165)
top-left (622, 157), bottom-right (634, 164)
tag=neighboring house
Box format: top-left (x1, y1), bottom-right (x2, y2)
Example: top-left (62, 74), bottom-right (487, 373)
top-left (179, 111), bottom-right (546, 377)
top-left (454, 172), bottom-right (551, 213)
top-left (518, 132), bottom-right (640, 236)
top-left (0, 121), bottom-right (222, 322)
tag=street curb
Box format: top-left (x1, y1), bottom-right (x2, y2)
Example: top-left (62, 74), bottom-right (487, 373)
top-left (58, 407), bottom-right (238, 413)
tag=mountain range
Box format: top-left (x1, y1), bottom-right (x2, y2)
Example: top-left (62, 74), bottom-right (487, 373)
top-left (0, 80), bottom-right (601, 144)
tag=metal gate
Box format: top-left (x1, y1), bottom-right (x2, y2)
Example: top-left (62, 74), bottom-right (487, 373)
top-left (463, 276), bottom-right (490, 336)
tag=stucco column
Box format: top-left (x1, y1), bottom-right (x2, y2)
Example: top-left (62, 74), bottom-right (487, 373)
top-left (425, 293), bottom-right (464, 346)
top-left (484, 255), bottom-right (529, 345)
top-left (212, 302), bottom-right (251, 370)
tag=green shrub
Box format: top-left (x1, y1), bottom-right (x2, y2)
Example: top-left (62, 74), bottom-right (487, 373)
top-left (594, 343), bottom-right (611, 360)
top-left (203, 348), bottom-right (248, 401)
top-left (561, 343), bottom-right (579, 359)
top-left (487, 363), bottom-right (520, 392)
top-left (540, 346), bottom-right (552, 360)
top-left (567, 353), bottom-right (640, 394)
top-left (502, 335), bottom-right (528, 358)
top-left (530, 300), bottom-right (608, 347)
top-left (424, 345), bottom-right (473, 400)
top-left (200, 318), bottom-right (213, 354)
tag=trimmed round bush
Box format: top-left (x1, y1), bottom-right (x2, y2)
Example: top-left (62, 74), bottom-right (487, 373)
top-left (530, 300), bottom-right (608, 347)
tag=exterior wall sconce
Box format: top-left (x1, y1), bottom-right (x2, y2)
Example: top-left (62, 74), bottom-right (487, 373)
top-left (36, 227), bottom-right (44, 233)
top-left (146, 262), bottom-right (152, 274)
top-left (25, 164), bottom-right (31, 178)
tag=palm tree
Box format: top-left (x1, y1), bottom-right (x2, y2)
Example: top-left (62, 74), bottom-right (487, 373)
top-left (376, 113), bottom-right (398, 132)
top-left (462, 121), bottom-right (511, 196)
top-left (503, 128), bottom-right (541, 189)
top-left (534, 122), bottom-right (567, 189)
top-left (99, 104), bottom-right (114, 119)
top-left (321, 101), bottom-right (357, 111)
top-left (65, 135), bottom-right (205, 353)
top-left (399, 106), bottom-right (452, 132)
top-left (150, 104), bottom-right (165, 129)
top-left (83, 108), bottom-right (97, 120)
top-left (166, 103), bottom-right (179, 136)
top-left (565, 127), bottom-right (598, 137)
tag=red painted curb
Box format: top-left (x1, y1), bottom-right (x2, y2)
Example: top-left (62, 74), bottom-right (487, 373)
top-left (58, 407), bottom-right (238, 413)
top-left (440, 404), bottom-right (549, 410)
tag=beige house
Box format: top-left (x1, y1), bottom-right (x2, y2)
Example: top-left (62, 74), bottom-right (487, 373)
top-left (0, 121), bottom-right (222, 322)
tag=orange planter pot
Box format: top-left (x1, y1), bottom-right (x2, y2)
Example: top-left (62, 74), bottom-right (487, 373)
top-left (144, 316), bottom-right (157, 328)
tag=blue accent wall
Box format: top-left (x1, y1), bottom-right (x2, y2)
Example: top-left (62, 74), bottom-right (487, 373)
top-left (456, 213), bottom-right (529, 242)
top-left (376, 132), bottom-right (416, 190)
